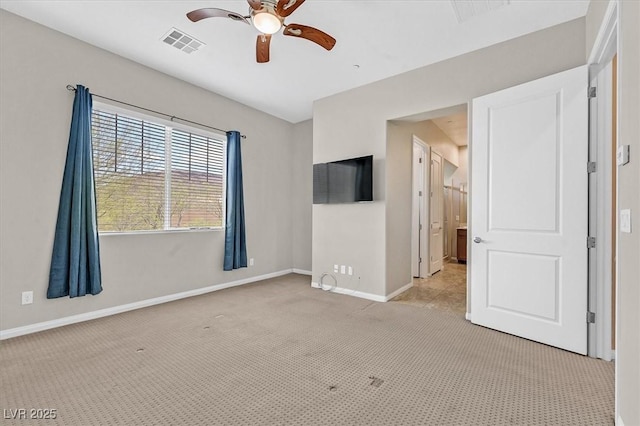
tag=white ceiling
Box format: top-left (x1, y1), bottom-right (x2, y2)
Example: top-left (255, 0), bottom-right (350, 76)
top-left (432, 112), bottom-right (468, 147)
top-left (0, 0), bottom-right (590, 123)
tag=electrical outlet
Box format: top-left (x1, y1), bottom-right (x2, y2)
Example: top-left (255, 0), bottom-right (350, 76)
top-left (348, 266), bottom-right (353, 276)
top-left (334, 264), bottom-right (339, 273)
top-left (340, 265), bottom-right (346, 274)
top-left (249, 258), bottom-right (254, 266)
top-left (22, 291), bottom-right (33, 305)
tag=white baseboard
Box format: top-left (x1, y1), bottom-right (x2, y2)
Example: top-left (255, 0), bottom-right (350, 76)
top-left (292, 268), bottom-right (312, 276)
top-left (617, 416), bottom-right (624, 426)
top-left (310, 282), bottom-right (386, 303)
top-left (385, 282), bottom-right (413, 301)
top-left (465, 312), bottom-right (472, 321)
top-left (310, 281), bottom-right (412, 303)
top-left (610, 350), bottom-right (616, 361)
top-left (0, 269), bottom-right (294, 340)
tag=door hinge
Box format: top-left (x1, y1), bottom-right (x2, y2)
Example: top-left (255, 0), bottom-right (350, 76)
top-left (419, 157), bottom-right (423, 163)
top-left (587, 311), bottom-right (596, 323)
top-left (588, 87), bottom-right (597, 98)
top-left (419, 224), bottom-right (423, 230)
top-left (419, 190), bottom-right (423, 196)
top-left (587, 236), bottom-right (596, 248)
top-left (587, 162), bottom-right (597, 173)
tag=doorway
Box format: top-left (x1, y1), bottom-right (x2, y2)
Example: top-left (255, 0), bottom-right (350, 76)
top-left (396, 107), bottom-right (469, 314)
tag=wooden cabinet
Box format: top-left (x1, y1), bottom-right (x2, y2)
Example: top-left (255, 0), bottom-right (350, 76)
top-left (457, 228), bottom-right (467, 263)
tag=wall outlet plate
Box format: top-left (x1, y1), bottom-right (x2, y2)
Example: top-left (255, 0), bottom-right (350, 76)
top-left (249, 258), bottom-right (254, 266)
top-left (21, 291), bottom-right (33, 305)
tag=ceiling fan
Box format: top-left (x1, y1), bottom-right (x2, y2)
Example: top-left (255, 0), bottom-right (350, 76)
top-left (187, 0), bottom-right (336, 63)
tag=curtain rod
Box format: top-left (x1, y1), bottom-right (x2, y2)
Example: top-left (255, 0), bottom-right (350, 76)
top-left (66, 85), bottom-right (246, 139)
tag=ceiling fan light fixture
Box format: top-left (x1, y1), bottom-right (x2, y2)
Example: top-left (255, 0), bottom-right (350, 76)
top-left (252, 11), bottom-right (282, 34)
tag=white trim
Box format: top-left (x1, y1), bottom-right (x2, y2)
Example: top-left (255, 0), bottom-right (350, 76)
top-left (311, 281), bottom-right (413, 303)
top-left (610, 350), bottom-right (616, 361)
top-left (465, 101), bottom-right (473, 318)
top-left (385, 282), bottom-right (414, 301)
top-left (0, 269), bottom-right (293, 340)
top-left (465, 312), bottom-right (472, 321)
top-left (412, 136), bottom-right (429, 279)
top-left (292, 268), bottom-right (312, 276)
top-left (310, 282), bottom-right (387, 303)
top-left (588, 61), bottom-right (614, 361)
top-left (587, 2), bottom-right (619, 420)
top-left (588, 0), bottom-right (618, 66)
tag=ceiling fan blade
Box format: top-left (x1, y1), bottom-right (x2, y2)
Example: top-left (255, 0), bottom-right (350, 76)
top-left (256, 34), bottom-right (272, 63)
top-left (187, 8), bottom-right (249, 24)
top-left (276, 0), bottom-right (305, 17)
top-left (247, 0), bottom-right (262, 11)
top-left (283, 24), bottom-right (336, 51)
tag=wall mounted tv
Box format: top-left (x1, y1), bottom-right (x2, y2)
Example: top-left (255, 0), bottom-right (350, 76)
top-left (313, 155), bottom-right (373, 204)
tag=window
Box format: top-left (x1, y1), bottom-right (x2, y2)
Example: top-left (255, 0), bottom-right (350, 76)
top-left (92, 107), bottom-right (225, 233)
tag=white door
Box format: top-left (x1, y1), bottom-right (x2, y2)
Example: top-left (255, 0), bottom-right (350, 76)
top-left (470, 65), bottom-right (588, 354)
top-left (412, 137), bottom-right (428, 278)
top-left (429, 150), bottom-right (444, 274)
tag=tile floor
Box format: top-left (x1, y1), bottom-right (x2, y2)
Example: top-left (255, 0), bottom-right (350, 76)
top-left (391, 261), bottom-right (467, 315)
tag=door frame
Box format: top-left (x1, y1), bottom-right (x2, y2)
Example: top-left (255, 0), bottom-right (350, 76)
top-left (587, 0), bottom-right (617, 362)
top-left (465, 101), bottom-right (473, 318)
top-left (411, 135), bottom-right (430, 278)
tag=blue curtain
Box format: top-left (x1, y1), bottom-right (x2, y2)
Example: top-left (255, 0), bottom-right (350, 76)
top-left (47, 85), bottom-right (102, 298)
top-left (223, 131), bottom-right (247, 270)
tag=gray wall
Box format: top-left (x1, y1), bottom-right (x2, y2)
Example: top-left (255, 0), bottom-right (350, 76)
top-left (311, 105), bottom-right (387, 295)
top-left (0, 10), bottom-right (309, 331)
top-left (313, 18), bottom-right (587, 299)
top-left (291, 119), bottom-right (313, 272)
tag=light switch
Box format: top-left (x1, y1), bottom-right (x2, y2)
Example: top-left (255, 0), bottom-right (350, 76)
top-left (617, 145), bottom-right (630, 166)
top-left (620, 209), bottom-right (631, 233)
top-left (340, 265), bottom-right (346, 274)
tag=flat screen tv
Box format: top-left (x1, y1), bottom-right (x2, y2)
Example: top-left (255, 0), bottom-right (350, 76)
top-left (313, 155), bottom-right (373, 204)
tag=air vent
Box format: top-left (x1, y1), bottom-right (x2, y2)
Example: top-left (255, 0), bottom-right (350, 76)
top-left (450, 0), bottom-right (510, 23)
top-left (161, 28), bottom-right (204, 54)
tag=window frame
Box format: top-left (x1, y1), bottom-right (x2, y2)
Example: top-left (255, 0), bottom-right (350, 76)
top-left (91, 101), bottom-right (227, 235)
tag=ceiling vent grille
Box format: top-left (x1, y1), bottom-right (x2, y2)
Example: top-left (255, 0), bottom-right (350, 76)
top-left (161, 28), bottom-right (204, 54)
top-left (450, 0), bottom-right (510, 23)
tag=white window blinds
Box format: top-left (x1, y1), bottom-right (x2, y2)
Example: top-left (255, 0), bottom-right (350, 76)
top-left (91, 108), bottom-right (225, 232)
top-left (170, 129), bottom-right (225, 229)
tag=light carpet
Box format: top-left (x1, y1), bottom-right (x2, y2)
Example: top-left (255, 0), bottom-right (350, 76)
top-left (0, 274), bottom-right (614, 425)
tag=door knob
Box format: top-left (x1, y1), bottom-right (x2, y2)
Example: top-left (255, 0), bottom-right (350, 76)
top-left (473, 237), bottom-right (482, 243)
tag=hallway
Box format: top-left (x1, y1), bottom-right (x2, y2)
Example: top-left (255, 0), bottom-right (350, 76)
top-left (391, 262), bottom-right (467, 315)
